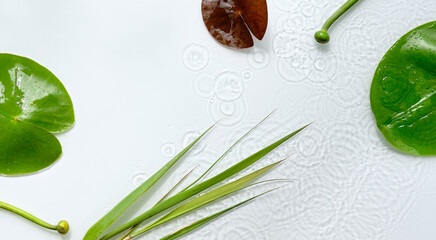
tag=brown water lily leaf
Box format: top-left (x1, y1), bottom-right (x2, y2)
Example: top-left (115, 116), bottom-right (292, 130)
top-left (201, 0), bottom-right (268, 49)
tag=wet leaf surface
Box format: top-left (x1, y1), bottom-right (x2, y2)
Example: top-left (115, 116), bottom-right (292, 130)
top-left (202, 0), bottom-right (268, 49)
top-left (371, 22), bottom-right (436, 155)
top-left (0, 54), bottom-right (74, 175)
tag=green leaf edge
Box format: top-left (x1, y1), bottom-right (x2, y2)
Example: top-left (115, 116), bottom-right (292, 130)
top-left (0, 53), bottom-right (75, 133)
top-left (0, 54), bottom-right (75, 176)
top-left (159, 186), bottom-right (281, 240)
top-left (83, 124), bottom-right (215, 240)
top-left (369, 22), bottom-right (436, 156)
top-left (182, 110), bottom-right (276, 191)
top-left (102, 123), bottom-right (309, 239)
top-left (119, 165), bottom-right (199, 240)
top-left (0, 119), bottom-right (63, 176)
top-left (129, 160), bottom-right (283, 237)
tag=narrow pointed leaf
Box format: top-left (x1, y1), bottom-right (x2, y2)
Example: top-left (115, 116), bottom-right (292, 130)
top-left (160, 187), bottom-right (281, 240)
top-left (157, 165), bottom-right (198, 205)
top-left (102, 124), bottom-right (308, 239)
top-left (120, 166), bottom-right (198, 240)
top-left (183, 110), bottom-right (275, 191)
top-left (129, 161), bottom-right (282, 237)
top-left (83, 125), bottom-right (214, 240)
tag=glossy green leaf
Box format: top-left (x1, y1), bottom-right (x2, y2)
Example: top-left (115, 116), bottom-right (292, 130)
top-left (371, 22), bottom-right (436, 156)
top-left (0, 54), bottom-right (74, 175)
top-left (83, 125), bottom-right (214, 240)
top-left (102, 124), bottom-right (308, 239)
top-left (159, 187), bottom-right (280, 240)
top-left (129, 161), bottom-right (283, 238)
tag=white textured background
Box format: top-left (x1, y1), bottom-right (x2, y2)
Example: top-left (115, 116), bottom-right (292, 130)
top-left (1, 0), bottom-right (436, 239)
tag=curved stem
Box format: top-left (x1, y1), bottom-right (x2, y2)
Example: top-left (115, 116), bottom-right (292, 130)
top-left (0, 201), bottom-right (69, 234)
top-left (321, 0), bottom-right (359, 32)
top-left (315, 0), bottom-right (360, 43)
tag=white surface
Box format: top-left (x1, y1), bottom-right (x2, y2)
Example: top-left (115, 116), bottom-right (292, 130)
top-left (1, 0), bottom-right (436, 239)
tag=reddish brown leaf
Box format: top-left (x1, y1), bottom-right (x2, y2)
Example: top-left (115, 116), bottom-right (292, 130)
top-left (239, 0), bottom-right (268, 40)
top-left (201, 0), bottom-right (268, 49)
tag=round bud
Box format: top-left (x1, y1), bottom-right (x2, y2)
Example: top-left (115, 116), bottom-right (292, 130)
top-left (57, 220), bottom-right (69, 234)
top-left (314, 30), bottom-right (330, 44)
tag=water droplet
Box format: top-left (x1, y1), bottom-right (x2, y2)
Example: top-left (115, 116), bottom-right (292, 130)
top-left (209, 97), bottom-right (216, 104)
top-left (182, 43), bottom-right (209, 71)
top-left (241, 69), bottom-right (254, 82)
top-left (161, 142), bottom-right (176, 157)
top-left (208, 98), bottom-right (247, 127)
top-left (214, 71), bottom-right (244, 102)
top-left (219, 102), bottom-right (236, 116)
top-left (194, 74), bottom-right (214, 97)
top-left (314, 57), bottom-right (327, 71)
top-left (247, 48), bottom-right (271, 69)
top-left (291, 60), bottom-right (302, 70)
top-left (254, 52), bottom-right (265, 63)
top-left (132, 173), bottom-right (148, 188)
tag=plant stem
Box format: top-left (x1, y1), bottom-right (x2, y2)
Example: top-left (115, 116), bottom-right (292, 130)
top-left (0, 201), bottom-right (69, 234)
top-left (315, 0), bottom-right (360, 43)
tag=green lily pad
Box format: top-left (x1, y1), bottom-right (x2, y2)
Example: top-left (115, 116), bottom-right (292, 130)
top-left (371, 22), bottom-right (436, 156)
top-left (0, 54), bottom-right (74, 175)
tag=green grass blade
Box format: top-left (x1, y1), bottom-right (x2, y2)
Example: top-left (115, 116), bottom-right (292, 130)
top-left (102, 124), bottom-right (308, 239)
top-left (119, 166), bottom-right (198, 240)
top-left (159, 186), bottom-right (283, 240)
top-left (128, 160), bottom-right (283, 238)
top-left (182, 110), bottom-right (276, 191)
top-left (156, 165), bottom-right (198, 205)
top-left (83, 125), bottom-right (214, 240)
